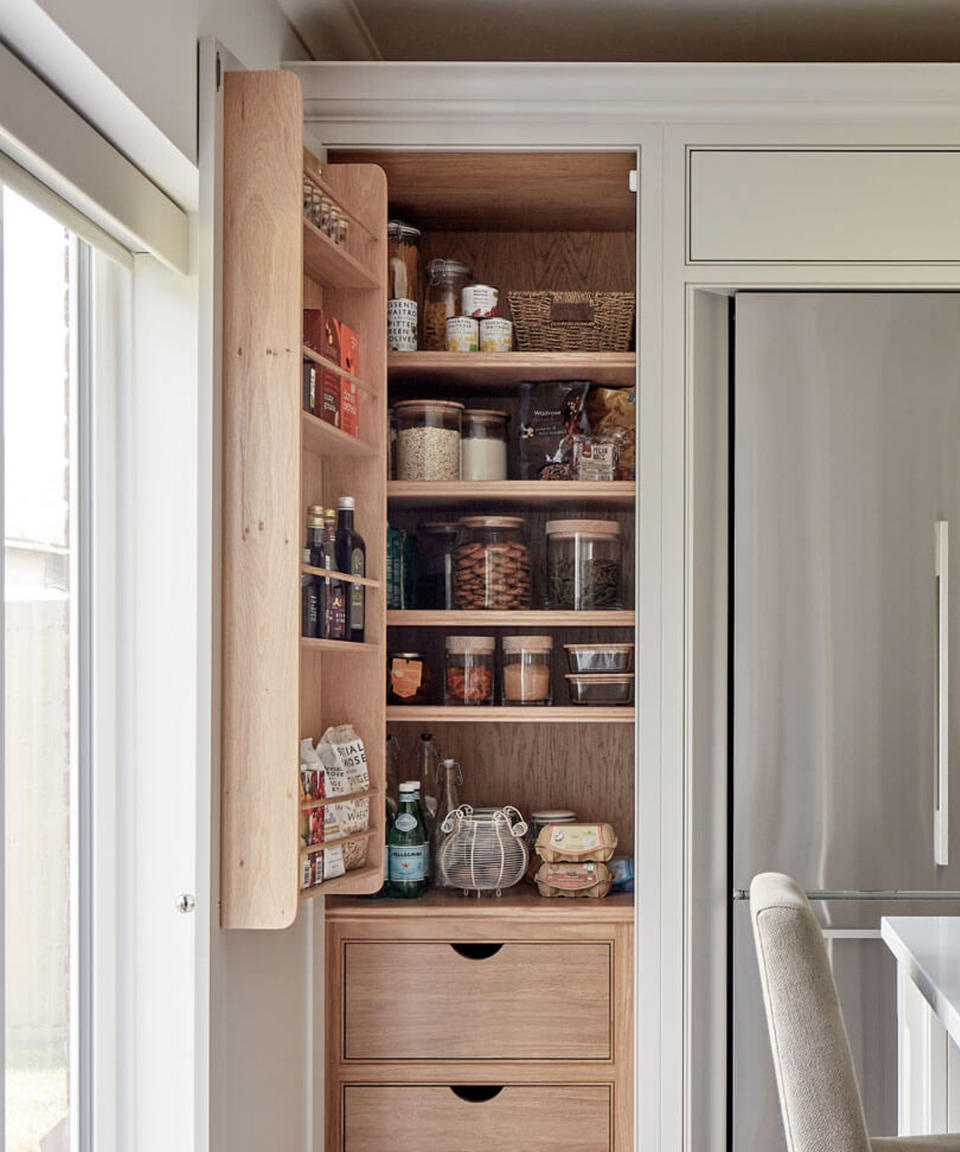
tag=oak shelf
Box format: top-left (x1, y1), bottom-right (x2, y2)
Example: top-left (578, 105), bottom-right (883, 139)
top-left (303, 217), bottom-right (378, 290)
top-left (299, 828), bottom-right (377, 858)
top-left (387, 480), bottom-right (635, 508)
top-left (387, 609), bottom-right (635, 628)
top-left (326, 886), bottom-right (635, 919)
top-left (386, 705), bottom-right (634, 724)
top-left (301, 564), bottom-right (381, 588)
top-left (299, 863), bottom-right (382, 902)
top-left (301, 410), bottom-right (376, 458)
top-left (387, 350), bottom-right (635, 390)
top-left (301, 344), bottom-right (370, 393)
top-left (300, 636), bottom-right (380, 654)
top-left (301, 788), bottom-right (378, 812)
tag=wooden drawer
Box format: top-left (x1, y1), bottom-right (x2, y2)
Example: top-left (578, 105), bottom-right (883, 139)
top-left (343, 940), bottom-right (611, 1060)
top-left (344, 1084), bottom-right (611, 1151)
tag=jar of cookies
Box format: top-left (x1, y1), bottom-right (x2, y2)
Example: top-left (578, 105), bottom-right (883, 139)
top-left (444, 635), bottom-right (496, 706)
top-left (453, 516), bottom-right (531, 610)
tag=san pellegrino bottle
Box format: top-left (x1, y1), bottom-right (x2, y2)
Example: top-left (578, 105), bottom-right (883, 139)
top-left (388, 781), bottom-right (429, 898)
top-left (431, 758), bottom-right (463, 887)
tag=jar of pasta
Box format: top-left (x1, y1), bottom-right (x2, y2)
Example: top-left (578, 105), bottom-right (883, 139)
top-left (387, 221), bottom-right (421, 351)
top-left (444, 636), bottom-right (496, 706)
top-left (423, 258), bottom-right (472, 351)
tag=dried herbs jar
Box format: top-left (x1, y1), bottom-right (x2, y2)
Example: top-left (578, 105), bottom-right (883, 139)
top-left (393, 399), bottom-right (463, 481)
top-left (454, 516), bottom-right (531, 610)
top-left (444, 635), bottom-right (496, 705)
top-left (501, 635), bottom-right (553, 705)
top-left (460, 409), bottom-right (509, 481)
top-left (546, 519), bottom-right (622, 610)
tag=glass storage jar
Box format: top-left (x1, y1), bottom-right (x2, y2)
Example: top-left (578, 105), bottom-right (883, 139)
top-left (546, 519), bottom-right (622, 610)
top-left (454, 516), bottom-right (531, 610)
top-left (394, 399), bottom-right (463, 481)
top-left (501, 635), bottom-right (553, 705)
top-left (387, 651), bottom-right (432, 705)
top-left (444, 635), bottom-right (496, 705)
top-left (423, 258), bottom-right (472, 351)
top-left (415, 522), bottom-right (459, 609)
top-left (461, 409), bottom-right (509, 481)
top-left (387, 220), bottom-right (421, 301)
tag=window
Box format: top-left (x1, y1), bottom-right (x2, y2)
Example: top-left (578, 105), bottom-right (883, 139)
top-left (2, 178), bottom-right (129, 1152)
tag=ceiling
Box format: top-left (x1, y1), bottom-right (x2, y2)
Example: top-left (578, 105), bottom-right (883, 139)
top-left (285, 0), bottom-right (960, 62)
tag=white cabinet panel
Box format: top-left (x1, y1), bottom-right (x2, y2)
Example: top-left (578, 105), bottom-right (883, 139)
top-left (688, 149), bottom-right (960, 263)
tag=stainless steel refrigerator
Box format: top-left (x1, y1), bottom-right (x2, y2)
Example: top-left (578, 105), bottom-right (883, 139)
top-left (732, 292), bottom-right (960, 1150)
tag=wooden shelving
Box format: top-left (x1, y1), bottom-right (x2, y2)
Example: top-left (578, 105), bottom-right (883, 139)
top-left (303, 217), bottom-right (379, 290)
top-left (301, 410), bottom-right (376, 458)
top-left (300, 636), bottom-right (380, 655)
top-left (302, 345), bottom-right (371, 393)
top-left (386, 706), bottom-right (634, 724)
top-left (326, 886), bottom-right (634, 918)
top-left (388, 480), bottom-right (635, 508)
top-left (301, 564), bottom-right (381, 588)
top-left (387, 350), bottom-right (635, 390)
top-left (300, 863), bottom-right (381, 902)
top-left (301, 788), bottom-right (378, 812)
top-left (299, 828), bottom-right (376, 858)
top-left (388, 609), bottom-right (635, 628)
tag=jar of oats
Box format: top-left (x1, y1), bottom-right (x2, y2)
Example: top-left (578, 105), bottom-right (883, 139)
top-left (394, 399), bottom-right (463, 481)
top-left (453, 516), bottom-right (531, 610)
top-left (423, 258), bottom-right (472, 351)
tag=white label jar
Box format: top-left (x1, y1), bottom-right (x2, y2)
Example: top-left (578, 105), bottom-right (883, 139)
top-left (460, 408), bottom-right (509, 481)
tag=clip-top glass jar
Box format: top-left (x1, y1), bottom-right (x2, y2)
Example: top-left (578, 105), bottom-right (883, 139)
top-left (423, 258), bottom-right (472, 351)
top-left (444, 635), bottom-right (496, 706)
top-left (501, 635), bottom-right (553, 705)
top-left (461, 409), bottom-right (509, 481)
top-left (393, 400), bottom-right (463, 481)
top-left (546, 519), bottom-right (622, 610)
top-left (416, 522), bottom-right (459, 609)
top-left (454, 516), bottom-right (531, 610)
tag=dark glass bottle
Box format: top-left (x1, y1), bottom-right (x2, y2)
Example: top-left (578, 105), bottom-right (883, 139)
top-left (301, 546), bottom-right (318, 638)
top-left (388, 781), bottom-right (428, 898)
top-left (321, 507), bottom-right (346, 640)
top-left (335, 496), bottom-right (366, 643)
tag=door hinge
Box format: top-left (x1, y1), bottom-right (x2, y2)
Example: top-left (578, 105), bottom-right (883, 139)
top-left (628, 170), bottom-right (638, 194)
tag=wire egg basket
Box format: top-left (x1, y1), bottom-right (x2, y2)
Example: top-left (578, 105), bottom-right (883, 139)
top-left (437, 804), bottom-right (529, 895)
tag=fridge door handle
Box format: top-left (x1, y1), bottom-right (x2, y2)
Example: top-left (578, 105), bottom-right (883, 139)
top-left (936, 520), bottom-right (950, 867)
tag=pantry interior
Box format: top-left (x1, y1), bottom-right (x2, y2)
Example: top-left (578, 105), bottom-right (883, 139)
top-left (220, 69), bottom-right (638, 1150)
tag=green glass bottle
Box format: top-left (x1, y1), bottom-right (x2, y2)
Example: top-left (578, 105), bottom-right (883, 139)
top-left (388, 781), bottom-right (429, 899)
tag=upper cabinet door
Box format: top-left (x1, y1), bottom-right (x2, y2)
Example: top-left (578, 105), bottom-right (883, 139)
top-left (688, 148), bottom-right (960, 264)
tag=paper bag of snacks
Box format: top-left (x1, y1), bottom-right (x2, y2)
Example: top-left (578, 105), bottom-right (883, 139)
top-left (585, 387), bottom-right (636, 479)
top-left (518, 381), bottom-right (590, 480)
top-left (535, 822), bottom-right (618, 863)
top-left (535, 861), bottom-right (613, 898)
top-left (315, 723), bottom-right (369, 796)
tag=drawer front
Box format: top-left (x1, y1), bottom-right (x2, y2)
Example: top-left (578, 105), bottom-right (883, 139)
top-left (688, 148), bottom-right (960, 263)
top-left (344, 1084), bottom-right (611, 1152)
top-left (343, 941), bottom-right (611, 1060)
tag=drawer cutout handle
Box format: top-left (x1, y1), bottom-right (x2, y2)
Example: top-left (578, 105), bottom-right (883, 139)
top-left (450, 1086), bottom-right (504, 1103)
top-left (450, 942), bottom-right (503, 961)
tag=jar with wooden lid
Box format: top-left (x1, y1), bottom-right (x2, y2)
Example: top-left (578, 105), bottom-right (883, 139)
top-left (394, 400), bottom-right (463, 481)
top-left (461, 409), bottom-right (509, 481)
top-left (444, 635), bottom-right (496, 706)
top-left (423, 258), bottom-right (472, 351)
top-left (546, 519), bottom-right (622, 610)
top-left (454, 516), bottom-right (531, 610)
top-left (501, 634), bottom-right (553, 705)
top-left (415, 522), bottom-right (459, 609)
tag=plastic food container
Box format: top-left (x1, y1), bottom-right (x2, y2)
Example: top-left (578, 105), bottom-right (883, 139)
top-left (546, 519), bottom-right (622, 610)
top-left (563, 642), bottom-right (634, 674)
top-left (565, 672), bottom-right (635, 705)
top-left (423, 258), bottom-right (473, 350)
top-left (461, 409), bottom-right (509, 481)
top-left (454, 516), bottom-right (531, 610)
top-left (394, 399), bottom-right (463, 481)
top-left (501, 635), bottom-right (553, 705)
top-left (444, 635), bottom-right (496, 705)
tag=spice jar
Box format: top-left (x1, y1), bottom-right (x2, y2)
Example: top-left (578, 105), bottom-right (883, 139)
top-left (394, 399), bottom-right (463, 481)
top-left (461, 409), bottom-right (509, 481)
top-left (387, 651), bottom-right (431, 706)
top-left (502, 635), bottom-right (553, 705)
top-left (454, 516), bottom-right (531, 610)
top-left (444, 636), bottom-right (496, 705)
top-left (546, 519), bottom-right (622, 610)
top-left (415, 522), bottom-right (459, 609)
top-left (423, 258), bottom-right (472, 351)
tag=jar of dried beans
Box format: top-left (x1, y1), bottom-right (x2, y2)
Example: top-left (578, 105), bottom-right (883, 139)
top-left (453, 516), bottom-right (531, 610)
top-left (546, 519), bottom-right (622, 610)
top-left (444, 635), bottom-right (496, 706)
top-left (423, 258), bottom-right (472, 351)
top-left (393, 399), bottom-right (463, 481)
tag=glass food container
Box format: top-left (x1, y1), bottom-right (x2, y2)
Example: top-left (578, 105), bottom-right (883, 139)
top-left (423, 258), bottom-right (472, 351)
top-left (501, 634), bottom-right (553, 705)
top-left (461, 409), bottom-right (509, 481)
top-left (393, 399), bottom-right (463, 481)
top-left (444, 635), bottom-right (496, 705)
top-left (387, 651), bottom-right (432, 706)
top-left (453, 516), bottom-right (531, 610)
top-left (546, 519), bottom-right (622, 610)
top-left (387, 221), bottom-right (421, 350)
top-left (565, 672), bottom-right (635, 705)
top-left (415, 522), bottom-right (459, 609)
top-left (563, 642), bottom-right (634, 673)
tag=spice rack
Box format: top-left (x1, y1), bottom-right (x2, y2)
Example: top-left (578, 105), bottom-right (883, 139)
top-left (220, 71), bottom-right (387, 928)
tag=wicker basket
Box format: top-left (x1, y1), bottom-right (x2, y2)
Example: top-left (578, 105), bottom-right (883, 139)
top-left (508, 291), bottom-right (634, 352)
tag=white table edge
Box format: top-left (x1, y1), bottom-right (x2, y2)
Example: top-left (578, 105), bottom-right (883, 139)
top-left (882, 916), bottom-right (960, 1051)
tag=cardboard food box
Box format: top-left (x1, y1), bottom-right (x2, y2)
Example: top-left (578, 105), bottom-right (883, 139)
top-left (337, 319), bottom-right (360, 377)
top-left (317, 369), bottom-right (341, 427)
top-left (340, 378), bottom-right (359, 438)
top-left (303, 308), bottom-right (326, 356)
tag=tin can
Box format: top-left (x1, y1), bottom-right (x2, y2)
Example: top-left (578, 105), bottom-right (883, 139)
top-left (461, 283), bottom-right (499, 318)
top-left (479, 317), bottom-right (513, 353)
top-left (445, 316), bottom-right (479, 353)
top-left (387, 298), bottom-right (418, 351)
